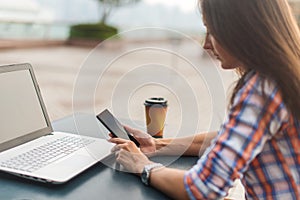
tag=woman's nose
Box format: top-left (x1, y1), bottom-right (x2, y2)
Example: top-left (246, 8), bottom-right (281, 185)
top-left (203, 34), bottom-right (213, 50)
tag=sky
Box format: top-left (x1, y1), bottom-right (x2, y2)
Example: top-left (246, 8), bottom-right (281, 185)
top-left (144, 0), bottom-right (198, 13)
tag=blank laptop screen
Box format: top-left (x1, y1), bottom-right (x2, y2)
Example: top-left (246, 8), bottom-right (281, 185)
top-left (0, 69), bottom-right (48, 144)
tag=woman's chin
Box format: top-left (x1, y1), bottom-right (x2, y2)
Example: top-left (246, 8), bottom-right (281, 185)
top-left (220, 63), bottom-right (236, 70)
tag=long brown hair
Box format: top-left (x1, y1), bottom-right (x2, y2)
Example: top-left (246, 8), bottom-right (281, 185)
top-left (200, 0), bottom-right (300, 118)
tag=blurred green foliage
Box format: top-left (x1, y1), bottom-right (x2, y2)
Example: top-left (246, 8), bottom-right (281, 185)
top-left (69, 23), bottom-right (118, 40)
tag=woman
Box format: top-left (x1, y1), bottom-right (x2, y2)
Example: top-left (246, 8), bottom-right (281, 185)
top-left (110, 0), bottom-right (300, 199)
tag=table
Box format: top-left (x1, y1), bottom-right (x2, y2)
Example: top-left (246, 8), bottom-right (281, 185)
top-left (0, 113), bottom-right (199, 200)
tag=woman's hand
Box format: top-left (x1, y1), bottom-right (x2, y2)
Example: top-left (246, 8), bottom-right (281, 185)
top-left (109, 138), bottom-right (153, 174)
top-left (110, 125), bottom-right (157, 157)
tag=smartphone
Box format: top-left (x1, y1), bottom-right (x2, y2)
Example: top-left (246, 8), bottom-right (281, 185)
top-left (96, 109), bottom-right (140, 147)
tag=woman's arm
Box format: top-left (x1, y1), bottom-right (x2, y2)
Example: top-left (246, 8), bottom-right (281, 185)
top-left (149, 167), bottom-right (190, 199)
top-left (110, 130), bottom-right (217, 199)
top-left (122, 126), bottom-right (217, 157)
top-left (154, 131), bottom-right (217, 156)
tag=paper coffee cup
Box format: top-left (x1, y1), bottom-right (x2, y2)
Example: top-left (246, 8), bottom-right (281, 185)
top-left (144, 97), bottom-right (168, 138)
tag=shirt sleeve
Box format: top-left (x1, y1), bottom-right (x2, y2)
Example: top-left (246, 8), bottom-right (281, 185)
top-left (184, 74), bottom-right (288, 199)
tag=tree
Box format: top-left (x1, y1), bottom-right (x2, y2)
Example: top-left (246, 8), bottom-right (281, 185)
top-left (97, 0), bottom-right (141, 24)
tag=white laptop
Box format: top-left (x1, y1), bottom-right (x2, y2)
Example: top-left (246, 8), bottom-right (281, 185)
top-left (0, 63), bottom-right (114, 184)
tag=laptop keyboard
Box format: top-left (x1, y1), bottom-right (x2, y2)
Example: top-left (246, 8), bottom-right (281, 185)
top-left (0, 136), bottom-right (95, 173)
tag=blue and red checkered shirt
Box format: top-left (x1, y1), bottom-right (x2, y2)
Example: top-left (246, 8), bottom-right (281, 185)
top-left (184, 70), bottom-right (300, 199)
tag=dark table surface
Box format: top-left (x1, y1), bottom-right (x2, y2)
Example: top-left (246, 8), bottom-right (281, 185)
top-left (0, 113), bottom-right (198, 200)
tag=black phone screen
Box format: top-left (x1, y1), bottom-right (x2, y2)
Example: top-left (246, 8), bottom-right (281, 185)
top-left (96, 109), bottom-right (139, 146)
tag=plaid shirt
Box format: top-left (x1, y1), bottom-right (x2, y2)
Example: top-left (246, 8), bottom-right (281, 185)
top-left (184, 70), bottom-right (300, 199)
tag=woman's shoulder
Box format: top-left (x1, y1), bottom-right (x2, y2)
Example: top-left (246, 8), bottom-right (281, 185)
top-left (240, 70), bottom-right (279, 97)
top-left (231, 70), bottom-right (291, 132)
top-left (232, 70), bottom-right (282, 108)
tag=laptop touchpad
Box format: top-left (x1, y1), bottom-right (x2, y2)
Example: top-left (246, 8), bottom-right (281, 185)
top-left (37, 154), bottom-right (95, 183)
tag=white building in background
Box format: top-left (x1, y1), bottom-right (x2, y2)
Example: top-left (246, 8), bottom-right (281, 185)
top-left (0, 0), bottom-right (54, 24)
top-left (0, 0), bottom-right (69, 40)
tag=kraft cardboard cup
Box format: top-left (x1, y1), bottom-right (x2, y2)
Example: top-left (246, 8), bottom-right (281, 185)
top-left (144, 97), bottom-right (168, 138)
